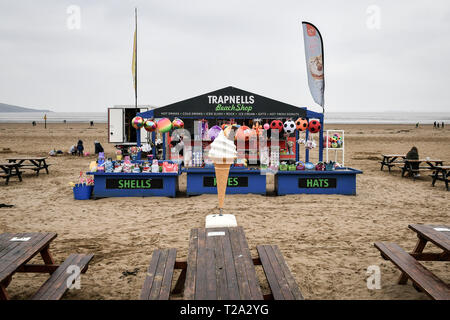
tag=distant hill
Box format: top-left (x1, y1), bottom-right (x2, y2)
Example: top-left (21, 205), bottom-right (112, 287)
top-left (0, 103), bottom-right (52, 113)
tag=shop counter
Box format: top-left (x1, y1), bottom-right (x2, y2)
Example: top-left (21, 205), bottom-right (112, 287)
top-left (87, 172), bottom-right (179, 198)
top-left (183, 167), bottom-right (267, 196)
top-left (274, 167), bottom-right (363, 195)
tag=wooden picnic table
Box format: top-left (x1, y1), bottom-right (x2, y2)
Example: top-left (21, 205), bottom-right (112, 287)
top-left (0, 162), bottom-right (22, 185)
top-left (0, 232), bottom-right (57, 299)
top-left (380, 154), bottom-right (406, 172)
top-left (184, 227), bottom-right (264, 300)
top-left (401, 159), bottom-right (444, 179)
top-left (7, 157), bottom-right (50, 176)
top-left (431, 166), bottom-right (450, 191)
top-left (0, 232), bottom-right (93, 300)
top-left (375, 224), bottom-right (450, 300)
top-left (140, 226), bottom-right (303, 300)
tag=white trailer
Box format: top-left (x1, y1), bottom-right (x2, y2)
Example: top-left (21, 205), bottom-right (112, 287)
top-left (108, 105), bottom-right (157, 146)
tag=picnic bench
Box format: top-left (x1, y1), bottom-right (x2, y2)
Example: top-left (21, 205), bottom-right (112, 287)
top-left (380, 154), bottom-right (406, 172)
top-left (431, 166), bottom-right (450, 191)
top-left (7, 157), bottom-right (50, 176)
top-left (140, 226), bottom-right (303, 300)
top-left (0, 163), bottom-right (22, 185)
top-left (400, 159), bottom-right (444, 180)
top-left (374, 224), bottom-right (450, 300)
top-left (0, 232), bottom-right (93, 300)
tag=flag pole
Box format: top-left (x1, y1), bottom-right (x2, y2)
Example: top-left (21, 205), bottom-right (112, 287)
top-left (134, 7), bottom-right (138, 110)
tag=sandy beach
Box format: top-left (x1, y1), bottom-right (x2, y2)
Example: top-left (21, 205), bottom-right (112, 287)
top-left (0, 122), bottom-right (448, 300)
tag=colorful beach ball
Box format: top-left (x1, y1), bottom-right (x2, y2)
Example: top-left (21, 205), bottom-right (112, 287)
top-left (270, 120), bottom-right (284, 132)
top-left (157, 118), bottom-right (172, 133)
top-left (263, 123), bottom-right (270, 130)
top-left (131, 116), bottom-right (144, 129)
top-left (235, 126), bottom-right (252, 141)
top-left (172, 118), bottom-right (184, 129)
top-left (143, 120), bottom-right (157, 132)
top-left (295, 118), bottom-right (308, 131)
top-left (283, 120), bottom-right (296, 134)
top-left (308, 119), bottom-right (321, 133)
top-left (208, 125), bottom-right (222, 142)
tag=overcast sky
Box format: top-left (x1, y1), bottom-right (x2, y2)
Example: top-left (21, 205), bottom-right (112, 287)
top-left (0, 0), bottom-right (449, 113)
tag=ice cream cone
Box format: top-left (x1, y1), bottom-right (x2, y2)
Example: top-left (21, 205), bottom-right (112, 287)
top-left (214, 161), bottom-right (231, 209)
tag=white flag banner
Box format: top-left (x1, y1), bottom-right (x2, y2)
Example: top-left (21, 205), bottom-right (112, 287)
top-left (302, 22), bottom-right (325, 109)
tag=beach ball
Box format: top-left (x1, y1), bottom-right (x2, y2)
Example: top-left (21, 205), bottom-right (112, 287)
top-left (131, 116), bottom-right (144, 129)
top-left (208, 125), bottom-right (222, 142)
top-left (295, 118), bottom-right (308, 131)
top-left (263, 123), bottom-right (270, 130)
top-left (157, 118), bottom-right (172, 133)
top-left (270, 120), bottom-right (284, 132)
top-left (331, 142), bottom-right (338, 148)
top-left (308, 119), bottom-right (321, 133)
top-left (283, 120), bottom-right (296, 134)
top-left (143, 120), bottom-right (157, 132)
top-left (235, 126), bottom-right (252, 141)
top-left (333, 133), bottom-right (341, 140)
top-left (172, 118), bottom-right (184, 129)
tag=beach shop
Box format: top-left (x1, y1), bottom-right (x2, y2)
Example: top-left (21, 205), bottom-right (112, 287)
top-left (84, 86), bottom-right (361, 198)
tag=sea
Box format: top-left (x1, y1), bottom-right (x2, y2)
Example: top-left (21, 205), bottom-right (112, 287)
top-left (0, 112), bottom-right (449, 124)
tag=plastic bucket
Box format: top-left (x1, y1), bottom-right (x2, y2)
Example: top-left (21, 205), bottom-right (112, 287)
top-left (73, 185), bottom-right (93, 200)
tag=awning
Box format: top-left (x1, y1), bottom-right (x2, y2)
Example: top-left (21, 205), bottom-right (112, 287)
top-left (138, 86), bottom-right (309, 119)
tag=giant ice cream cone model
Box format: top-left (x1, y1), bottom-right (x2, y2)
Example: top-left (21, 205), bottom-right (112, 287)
top-left (208, 131), bottom-right (237, 210)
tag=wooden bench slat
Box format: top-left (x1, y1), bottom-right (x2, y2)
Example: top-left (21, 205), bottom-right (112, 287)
top-left (184, 229), bottom-right (198, 300)
top-left (256, 245), bottom-right (304, 300)
top-left (149, 249), bottom-right (169, 300)
top-left (374, 242), bottom-right (450, 300)
top-left (205, 230), bottom-right (218, 300)
top-left (32, 253), bottom-right (93, 300)
top-left (219, 229), bottom-right (241, 300)
top-left (228, 227), bottom-right (252, 300)
top-left (272, 245), bottom-right (304, 300)
top-left (159, 248), bottom-right (177, 300)
top-left (140, 248), bottom-right (177, 300)
top-left (235, 227), bottom-right (263, 300)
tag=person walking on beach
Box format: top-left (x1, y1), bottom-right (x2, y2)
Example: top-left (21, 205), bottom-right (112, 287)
top-left (437, 122), bottom-right (440, 129)
top-left (442, 122), bottom-right (445, 129)
top-left (77, 140), bottom-right (84, 156)
top-left (433, 121), bottom-right (436, 129)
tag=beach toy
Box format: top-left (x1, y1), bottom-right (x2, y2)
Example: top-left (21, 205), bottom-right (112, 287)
top-left (157, 118), bottom-right (172, 133)
top-left (221, 124), bottom-right (229, 130)
top-left (279, 163), bottom-right (288, 171)
top-left (295, 118), bottom-right (308, 131)
top-left (89, 161), bottom-right (97, 172)
top-left (144, 120), bottom-right (157, 132)
top-left (331, 142), bottom-right (338, 148)
top-left (315, 162), bottom-right (325, 171)
top-left (270, 120), bottom-right (283, 132)
top-left (263, 123), bottom-right (270, 130)
top-left (296, 161), bottom-right (305, 170)
top-left (235, 126), bottom-right (252, 141)
top-left (308, 119), bottom-right (321, 133)
top-left (208, 125), bottom-right (222, 142)
top-left (304, 162), bottom-right (315, 170)
top-left (131, 116), bottom-right (144, 129)
top-left (172, 118), bottom-right (184, 129)
top-left (283, 120), bottom-right (296, 134)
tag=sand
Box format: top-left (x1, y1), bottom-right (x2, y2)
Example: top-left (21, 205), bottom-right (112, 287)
top-left (0, 122), bottom-right (449, 300)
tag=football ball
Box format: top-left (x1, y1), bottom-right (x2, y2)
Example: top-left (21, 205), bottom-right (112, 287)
top-left (308, 119), bottom-right (321, 133)
top-left (295, 118), bottom-right (308, 131)
top-left (283, 120), bottom-right (296, 134)
top-left (270, 120), bottom-right (284, 132)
